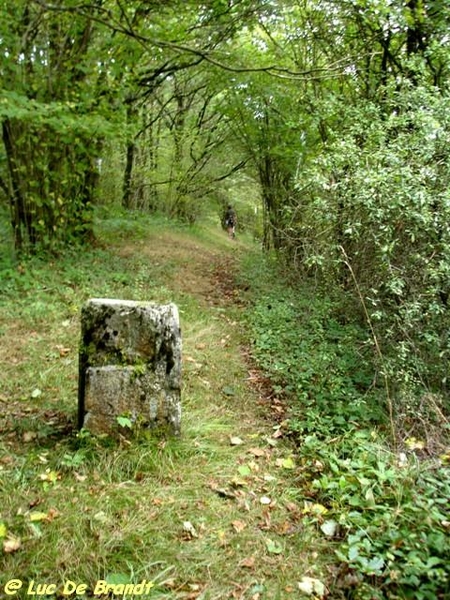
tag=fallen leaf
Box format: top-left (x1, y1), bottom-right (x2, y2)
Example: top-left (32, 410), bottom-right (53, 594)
top-left (276, 521), bottom-right (293, 535)
top-left (285, 501), bottom-right (299, 513)
top-left (29, 511), bottom-right (48, 522)
top-left (213, 486), bottom-right (236, 499)
top-left (23, 431), bottom-right (37, 443)
top-left (239, 556), bottom-right (255, 569)
top-left (3, 536), bottom-right (21, 553)
top-left (320, 520), bottom-right (338, 537)
top-left (56, 346), bottom-right (71, 357)
top-left (230, 477), bottom-right (247, 488)
top-left (39, 470), bottom-right (60, 483)
top-left (248, 460), bottom-right (259, 472)
top-left (230, 436), bottom-right (244, 446)
top-left (187, 583), bottom-right (201, 591)
top-left (93, 511), bottom-right (109, 524)
top-left (303, 502), bottom-right (328, 516)
top-left (405, 437), bottom-right (425, 450)
top-left (248, 447), bottom-right (266, 458)
top-left (297, 577), bottom-right (326, 597)
top-left (397, 452), bottom-right (408, 468)
top-left (47, 508), bottom-right (60, 521)
top-left (231, 520), bottom-right (246, 533)
top-left (182, 521), bottom-right (198, 539)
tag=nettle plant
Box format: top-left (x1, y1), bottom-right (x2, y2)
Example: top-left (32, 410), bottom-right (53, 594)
top-left (249, 287), bottom-right (381, 433)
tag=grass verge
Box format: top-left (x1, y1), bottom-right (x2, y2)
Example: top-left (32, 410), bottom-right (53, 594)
top-left (0, 211), bottom-right (325, 599)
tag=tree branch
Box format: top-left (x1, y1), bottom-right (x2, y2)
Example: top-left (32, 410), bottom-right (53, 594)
top-left (33, 0), bottom-right (353, 81)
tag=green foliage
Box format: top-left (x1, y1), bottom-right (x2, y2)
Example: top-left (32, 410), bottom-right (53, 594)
top-left (247, 270), bottom-right (382, 435)
top-left (301, 432), bottom-right (450, 599)
top-left (295, 85), bottom-right (450, 397)
top-left (243, 252), bottom-right (450, 598)
top-left (117, 415), bottom-right (134, 429)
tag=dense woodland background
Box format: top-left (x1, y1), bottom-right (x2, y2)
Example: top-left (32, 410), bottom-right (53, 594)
top-left (1, 1), bottom-right (450, 598)
top-left (2, 0), bottom-right (450, 401)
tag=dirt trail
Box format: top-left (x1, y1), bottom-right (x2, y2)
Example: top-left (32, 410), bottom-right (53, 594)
top-left (117, 230), bottom-right (242, 306)
top-left (113, 229), bottom-right (321, 599)
top-left (0, 227), bottom-right (321, 600)
top-left (112, 229), bottom-right (320, 597)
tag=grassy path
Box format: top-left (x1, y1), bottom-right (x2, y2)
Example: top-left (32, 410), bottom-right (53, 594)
top-left (0, 218), bottom-right (323, 599)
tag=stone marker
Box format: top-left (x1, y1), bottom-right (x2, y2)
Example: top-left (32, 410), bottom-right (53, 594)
top-left (78, 299), bottom-right (181, 436)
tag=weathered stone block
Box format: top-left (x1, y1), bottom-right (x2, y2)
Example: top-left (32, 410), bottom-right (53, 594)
top-left (78, 299), bottom-right (181, 436)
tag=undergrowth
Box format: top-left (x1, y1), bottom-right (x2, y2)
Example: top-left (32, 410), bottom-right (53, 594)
top-left (241, 251), bottom-right (450, 600)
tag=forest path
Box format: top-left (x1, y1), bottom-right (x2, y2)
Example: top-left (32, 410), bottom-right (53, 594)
top-left (0, 222), bottom-right (323, 600)
top-left (107, 225), bottom-right (323, 599)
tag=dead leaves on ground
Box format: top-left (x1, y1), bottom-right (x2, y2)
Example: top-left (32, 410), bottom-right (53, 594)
top-left (204, 432), bottom-right (310, 578)
top-left (1, 507), bottom-right (60, 554)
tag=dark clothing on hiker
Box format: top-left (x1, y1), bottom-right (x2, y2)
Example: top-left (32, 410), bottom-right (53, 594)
top-left (224, 207), bottom-right (237, 228)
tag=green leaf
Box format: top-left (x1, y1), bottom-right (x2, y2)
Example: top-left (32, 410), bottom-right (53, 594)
top-left (117, 416), bottom-right (133, 428)
top-left (366, 556), bottom-right (385, 573)
top-left (237, 465), bottom-right (251, 477)
top-left (281, 457), bottom-right (295, 469)
top-left (266, 539), bottom-right (283, 554)
top-left (0, 522), bottom-right (7, 538)
top-left (105, 573), bottom-right (131, 585)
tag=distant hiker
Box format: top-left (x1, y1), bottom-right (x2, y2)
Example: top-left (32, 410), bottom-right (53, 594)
top-left (223, 204), bottom-right (237, 239)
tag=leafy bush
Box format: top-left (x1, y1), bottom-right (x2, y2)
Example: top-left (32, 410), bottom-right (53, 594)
top-left (293, 85), bottom-right (450, 398)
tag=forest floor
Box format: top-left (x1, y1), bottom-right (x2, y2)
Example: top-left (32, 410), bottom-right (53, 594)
top-left (0, 216), bottom-right (327, 599)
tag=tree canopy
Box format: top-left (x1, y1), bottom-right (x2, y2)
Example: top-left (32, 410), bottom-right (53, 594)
top-left (1, 0), bottom-right (450, 397)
